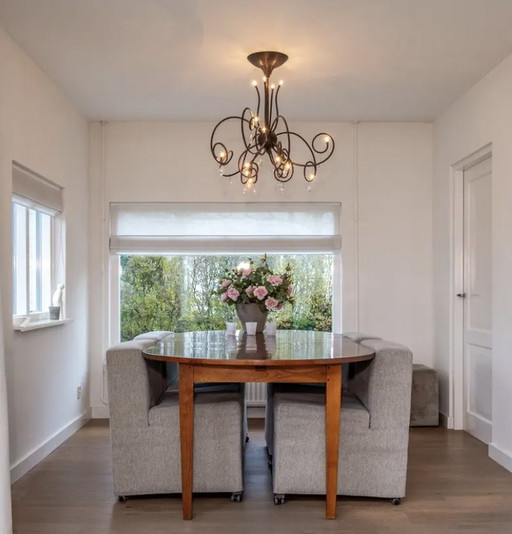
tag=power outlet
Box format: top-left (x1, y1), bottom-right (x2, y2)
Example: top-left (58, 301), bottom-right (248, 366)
top-left (76, 386), bottom-right (82, 400)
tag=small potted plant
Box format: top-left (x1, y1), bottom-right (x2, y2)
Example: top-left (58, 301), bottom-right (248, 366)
top-left (217, 255), bottom-right (294, 332)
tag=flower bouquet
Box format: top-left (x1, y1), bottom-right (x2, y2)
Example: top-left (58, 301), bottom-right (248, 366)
top-left (217, 255), bottom-right (294, 331)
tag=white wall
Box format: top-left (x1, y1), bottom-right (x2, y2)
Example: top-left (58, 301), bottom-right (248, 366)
top-left (88, 120), bottom-right (433, 416)
top-left (433, 51), bottom-right (512, 471)
top-left (358, 123), bottom-right (433, 354)
top-left (0, 30), bottom-right (90, 484)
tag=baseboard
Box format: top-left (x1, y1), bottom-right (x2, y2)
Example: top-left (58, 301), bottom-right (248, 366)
top-left (489, 442), bottom-right (512, 473)
top-left (91, 405), bottom-right (110, 419)
top-left (10, 409), bottom-right (91, 483)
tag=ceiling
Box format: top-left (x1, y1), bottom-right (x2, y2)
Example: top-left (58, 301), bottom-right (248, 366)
top-left (2, 0), bottom-right (512, 122)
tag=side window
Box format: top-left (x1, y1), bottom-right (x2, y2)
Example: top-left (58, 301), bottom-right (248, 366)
top-left (12, 163), bottom-right (64, 323)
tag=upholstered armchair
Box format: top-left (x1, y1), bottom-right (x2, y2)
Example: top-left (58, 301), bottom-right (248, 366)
top-left (106, 331), bottom-right (246, 501)
top-left (269, 337), bottom-right (413, 504)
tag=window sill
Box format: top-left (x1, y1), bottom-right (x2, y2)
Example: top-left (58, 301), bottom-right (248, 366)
top-left (12, 318), bottom-right (72, 332)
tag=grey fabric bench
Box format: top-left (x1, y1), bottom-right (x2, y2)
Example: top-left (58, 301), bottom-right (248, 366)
top-left (106, 331), bottom-right (246, 501)
top-left (410, 363), bottom-right (439, 426)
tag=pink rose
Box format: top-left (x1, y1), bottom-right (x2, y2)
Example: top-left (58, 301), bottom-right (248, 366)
top-left (267, 275), bottom-right (283, 286)
top-left (276, 301), bottom-right (285, 310)
top-left (253, 286), bottom-right (268, 300)
top-left (246, 285), bottom-right (254, 295)
top-left (226, 288), bottom-right (240, 301)
top-left (287, 284), bottom-right (293, 296)
top-left (221, 279), bottom-right (232, 288)
top-left (241, 267), bottom-right (252, 277)
top-left (265, 297), bottom-right (279, 310)
top-left (220, 292), bottom-right (228, 302)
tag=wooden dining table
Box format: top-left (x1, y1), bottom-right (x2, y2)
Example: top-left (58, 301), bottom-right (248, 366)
top-left (143, 329), bottom-right (375, 520)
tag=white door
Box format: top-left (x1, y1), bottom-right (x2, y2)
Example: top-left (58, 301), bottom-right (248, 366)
top-left (462, 156), bottom-right (492, 444)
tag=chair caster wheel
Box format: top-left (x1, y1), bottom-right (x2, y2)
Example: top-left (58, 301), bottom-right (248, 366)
top-left (245, 435), bottom-right (250, 443)
top-left (391, 498), bottom-right (401, 506)
top-left (231, 492), bottom-right (243, 503)
top-left (118, 496), bottom-right (128, 503)
top-left (274, 494), bottom-right (286, 505)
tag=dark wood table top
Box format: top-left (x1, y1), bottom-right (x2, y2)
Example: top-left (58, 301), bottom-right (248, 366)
top-left (143, 330), bottom-right (375, 366)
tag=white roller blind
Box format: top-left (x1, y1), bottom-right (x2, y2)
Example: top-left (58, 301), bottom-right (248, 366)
top-left (110, 202), bottom-right (341, 254)
top-left (12, 163), bottom-right (63, 215)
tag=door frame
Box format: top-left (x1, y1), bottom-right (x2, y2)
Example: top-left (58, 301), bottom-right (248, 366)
top-left (450, 143), bottom-right (492, 430)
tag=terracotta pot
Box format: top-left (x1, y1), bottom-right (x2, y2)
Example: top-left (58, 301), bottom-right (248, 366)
top-left (236, 303), bottom-right (268, 332)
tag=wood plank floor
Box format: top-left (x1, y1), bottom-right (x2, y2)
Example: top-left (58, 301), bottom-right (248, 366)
top-left (11, 420), bottom-right (512, 534)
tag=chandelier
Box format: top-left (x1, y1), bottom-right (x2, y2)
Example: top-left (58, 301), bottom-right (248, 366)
top-left (210, 51), bottom-right (335, 191)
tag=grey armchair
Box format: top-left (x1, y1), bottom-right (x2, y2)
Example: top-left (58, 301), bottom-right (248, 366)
top-left (269, 337), bottom-right (413, 503)
top-left (106, 331), bottom-right (246, 501)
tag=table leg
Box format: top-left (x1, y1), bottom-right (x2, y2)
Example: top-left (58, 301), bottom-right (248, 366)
top-left (325, 364), bottom-right (342, 519)
top-left (179, 364), bottom-right (194, 520)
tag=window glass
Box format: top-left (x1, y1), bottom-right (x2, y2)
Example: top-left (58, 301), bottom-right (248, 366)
top-left (28, 209), bottom-right (39, 312)
top-left (12, 202), bottom-right (55, 317)
top-left (119, 254), bottom-right (333, 341)
top-left (41, 213), bottom-right (52, 311)
top-left (13, 203), bottom-right (27, 315)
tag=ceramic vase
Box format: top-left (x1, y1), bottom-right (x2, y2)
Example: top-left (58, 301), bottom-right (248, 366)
top-left (236, 303), bottom-right (268, 332)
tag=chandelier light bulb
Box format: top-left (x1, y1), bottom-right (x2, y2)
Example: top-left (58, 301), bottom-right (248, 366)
top-left (324, 135), bottom-right (330, 143)
top-left (270, 83), bottom-right (276, 90)
top-left (251, 80), bottom-right (258, 86)
top-left (279, 80), bottom-right (284, 86)
top-left (309, 173), bottom-right (316, 180)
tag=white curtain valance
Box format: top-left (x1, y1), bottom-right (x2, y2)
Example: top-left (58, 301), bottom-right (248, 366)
top-left (12, 163), bottom-right (63, 215)
top-left (110, 202), bottom-right (341, 254)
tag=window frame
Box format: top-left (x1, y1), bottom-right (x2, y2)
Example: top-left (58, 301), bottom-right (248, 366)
top-left (108, 202), bottom-right (342, 344)
top-left (12, 200), bottom-right (60, 321)
top-left (109, 253), bottom-right (342, 344)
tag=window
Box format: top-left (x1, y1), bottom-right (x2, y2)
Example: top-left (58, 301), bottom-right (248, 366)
top-left (12, 163), bottom-right (64, 321)
top-left (110, 203), bottom-right (341, 341)
top-left (119, 254), bottom-right (333, 341)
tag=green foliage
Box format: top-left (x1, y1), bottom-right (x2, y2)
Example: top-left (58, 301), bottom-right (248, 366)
top-left (120, 256), bottom-right (182, 340)
top-left (120, 254), bottom-right (332, 341)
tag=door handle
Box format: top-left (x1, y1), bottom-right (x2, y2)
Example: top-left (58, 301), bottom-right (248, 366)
top-left (456, 292), bottom-right (466, 298)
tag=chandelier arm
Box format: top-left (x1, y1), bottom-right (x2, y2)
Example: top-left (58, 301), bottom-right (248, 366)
top-left (269, 86), bottom-right (275, 129)
top-left (273, 158), bottom-right (294, 183)
top-left (211, 142), bottom-right (233, 166)
top-left (273, 114), bottom-right (293, 161)
top-left (237, 149), bottom-right (259, 185)
top-left (240, 108), bottom-right (261, 156)
top-left (274, 84), bottom-right (281, 121)
top-left (264, 79), bottom-right (270, 127)
top-left (219, 137), bottom-right (261, 179)
top-left (211, 114), bottom-right (251, 161)
top-left (310, 133), bottom-right (336, 165)
top-left (275, 130), bottom-right (318, 168)
top-left (254, 85), bottom-right (261, 120)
